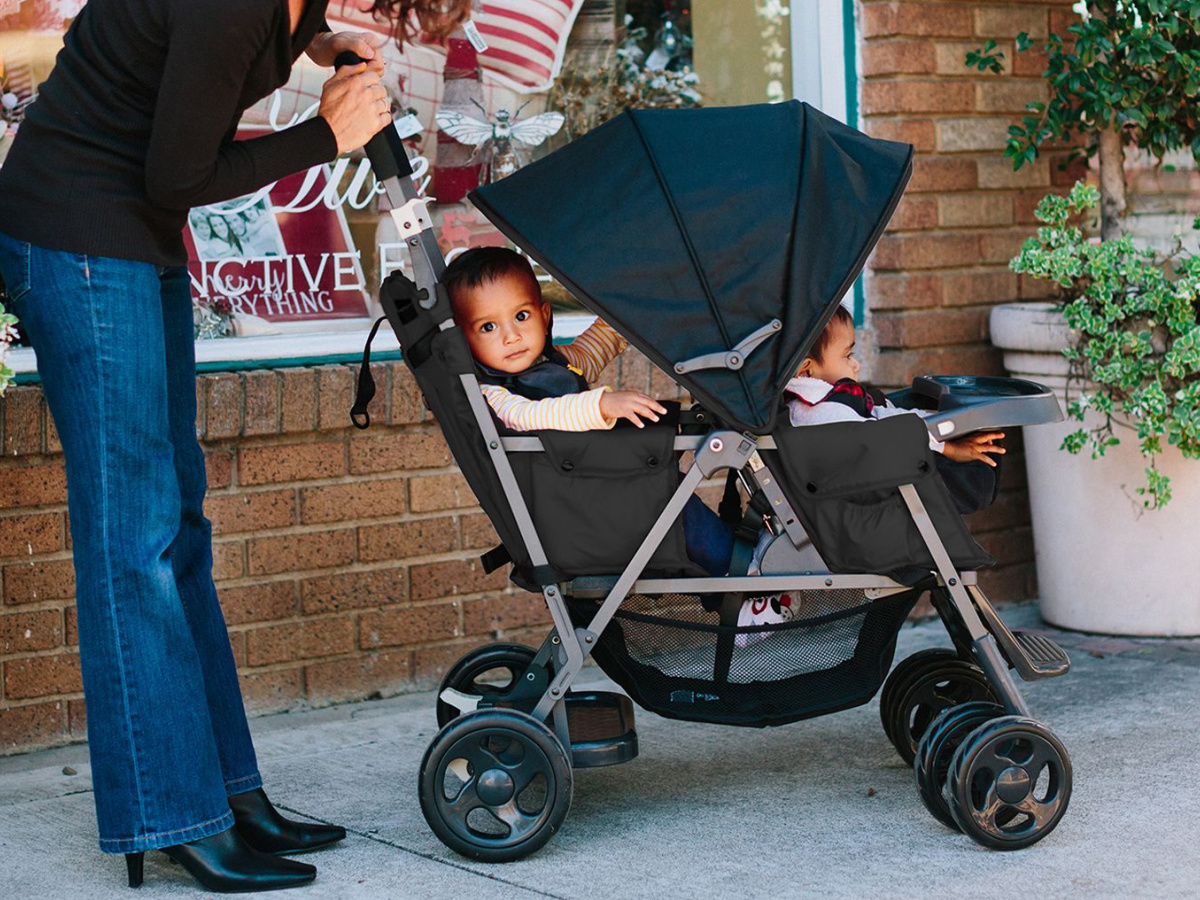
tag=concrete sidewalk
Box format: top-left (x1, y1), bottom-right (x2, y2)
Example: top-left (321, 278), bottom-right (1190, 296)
top-left (2, 603), bottom-right (1198, 900)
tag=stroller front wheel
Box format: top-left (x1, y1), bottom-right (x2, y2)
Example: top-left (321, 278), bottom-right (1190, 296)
top-left (419, 708), bottom-right (573, 862)
top-left (885, 659), bottom-right (999, 765)
top-left (913, 700), bottom-right (1005, 831)
top-left (945, 716), bottom-right (1072, 850)
top-left (879, 648), bottom-right (960, 751)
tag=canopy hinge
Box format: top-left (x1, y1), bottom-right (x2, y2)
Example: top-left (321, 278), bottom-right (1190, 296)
top-left (673, 319), bottom-right (782, 375)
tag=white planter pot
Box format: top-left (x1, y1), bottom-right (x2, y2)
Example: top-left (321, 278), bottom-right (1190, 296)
top-left (990, 302), bottom-right (1200, 637)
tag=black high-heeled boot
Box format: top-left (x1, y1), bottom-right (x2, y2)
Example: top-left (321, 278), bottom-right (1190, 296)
top-left (228, 788), bottom-right (347, 855)
top-left (124, 826), bottom-right (315, 891)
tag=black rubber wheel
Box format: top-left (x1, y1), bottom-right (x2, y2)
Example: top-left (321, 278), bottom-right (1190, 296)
top-left (914, 700), bottom-right (1005, 830)
top-left (886, 661), bottom-right (1000, 765)
top-left (879, 648), bottom-right (960, 748)
top-left (436, 644), bottom-right (539, 728)
top-left (946, 716), bottom-right (1072, 850)
top-left (418, 708), bottom-right (573, 862)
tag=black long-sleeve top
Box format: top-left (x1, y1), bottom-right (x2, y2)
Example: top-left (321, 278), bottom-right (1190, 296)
top-left (0, 0), bottom-right (337, 266)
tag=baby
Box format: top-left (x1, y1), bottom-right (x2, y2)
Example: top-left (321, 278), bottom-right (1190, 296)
top-left (783, 304), bottom-right (1005, 469)
top-left (737, 305), bottom-right (1005, 641)
top-left (444, 246), bottom-right (733, 576)
top-left (444, 246), bottom-right (666, 432)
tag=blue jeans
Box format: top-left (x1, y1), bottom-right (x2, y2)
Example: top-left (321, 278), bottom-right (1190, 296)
top-left (0, 232), bottom-right (261, 853)
top-left (683, 495), bottom-right (734, 576)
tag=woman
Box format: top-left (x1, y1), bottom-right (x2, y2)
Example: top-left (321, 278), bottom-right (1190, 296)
top-left (207, 213), bottom-right (246, 258)
top-left (0, 0), bottom-right (405, 892)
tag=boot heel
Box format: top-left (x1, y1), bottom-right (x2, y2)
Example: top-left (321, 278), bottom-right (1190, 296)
top-left (125, 852), bottom-right (144, 888)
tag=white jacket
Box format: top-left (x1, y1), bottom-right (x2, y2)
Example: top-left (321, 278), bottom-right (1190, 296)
top-left (783, 376), bottom-right (945, 453)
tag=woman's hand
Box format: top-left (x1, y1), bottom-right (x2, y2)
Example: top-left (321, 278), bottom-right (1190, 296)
top-left (318, 64), bottom-right (392, 155)
top-left (306, 31), bottom-right (386, 74)
top-left (943, 432), bottom-right (1006, 467)
top-left (600, 391), bottom-right (668, 428)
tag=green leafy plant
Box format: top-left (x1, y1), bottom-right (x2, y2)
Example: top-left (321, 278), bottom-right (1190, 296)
top-left (0, 296), bottom-right (16, 395)
top-left (970, 2), bottom-right (1200, 239)
top-left (1012, 182), bottom-right (1200, 507)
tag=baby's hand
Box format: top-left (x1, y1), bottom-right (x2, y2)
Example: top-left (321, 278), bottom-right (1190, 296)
top-left (943, 432), bottom-right (1006, 467)
top-left (600, 391), bottom-right (667, 428)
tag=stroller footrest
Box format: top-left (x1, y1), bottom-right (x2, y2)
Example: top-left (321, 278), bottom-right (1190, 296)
top-left (565, 691), bottom-right (638, 769)
top-left (968, 587), bottom-right (1070, 681)
top-left (1010, 630), bottom-right (1071, 680)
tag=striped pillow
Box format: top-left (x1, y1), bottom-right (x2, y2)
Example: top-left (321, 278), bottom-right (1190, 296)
top-left (327, 0), bottom-right (585, 95)
top-left (467, 0), bottom-right (587, 94)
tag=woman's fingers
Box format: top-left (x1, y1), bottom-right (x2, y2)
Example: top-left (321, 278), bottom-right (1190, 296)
top-left (334, 32), bottom-right (386, 72)
top-left (350, 33), bottom-right (386, 72)
top-left (319, 65), bottom-right (391, 154)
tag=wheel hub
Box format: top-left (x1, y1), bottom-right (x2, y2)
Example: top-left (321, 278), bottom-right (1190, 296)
top-left (476, 768), bottom-right (515, 805)
top-left (996, 764), bottom-right (1032, 804)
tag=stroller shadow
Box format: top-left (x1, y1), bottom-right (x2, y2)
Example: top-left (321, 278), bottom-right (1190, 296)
top-left (567, 709), bottom-right (909, 826)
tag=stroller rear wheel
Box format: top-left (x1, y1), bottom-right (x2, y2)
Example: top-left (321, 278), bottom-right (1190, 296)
top-left (913, 700), bottom-right (1005, 830)
top-left (945, 716), bottom-right (1072, 850)
top-left (436, 643), bottom-right (540, 728)
top-left (419, 708), bottom-right (573, 862)
top-left (884, 660), bottom-right (999, 765)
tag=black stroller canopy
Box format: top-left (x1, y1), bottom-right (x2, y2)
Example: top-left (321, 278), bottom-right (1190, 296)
top-left (470, 101), bottom-right (913, 433)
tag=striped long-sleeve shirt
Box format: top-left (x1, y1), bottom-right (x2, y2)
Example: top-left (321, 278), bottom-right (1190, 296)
top-left (479, 319), bottom-right (628, 432)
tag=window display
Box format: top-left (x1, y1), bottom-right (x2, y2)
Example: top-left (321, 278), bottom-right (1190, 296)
top-left (0, 0), bottom-right (829, 377)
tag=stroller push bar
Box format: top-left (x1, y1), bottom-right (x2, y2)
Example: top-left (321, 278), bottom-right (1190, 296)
top-left (334, 51), bottom-right (444, 298)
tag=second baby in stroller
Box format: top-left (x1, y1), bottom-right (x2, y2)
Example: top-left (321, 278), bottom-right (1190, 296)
top-left (740, 306), bottom-right (1009, 637)
top-left (443, 246), bottom-right (736, 576)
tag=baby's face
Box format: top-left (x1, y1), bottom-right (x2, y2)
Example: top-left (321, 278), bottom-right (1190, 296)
top-left (800, 318), bottom-right (860, 384)
top-left (455, 273), bottom-right (550, 373)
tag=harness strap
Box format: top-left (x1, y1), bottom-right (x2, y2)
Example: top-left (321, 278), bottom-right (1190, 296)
top-left (718, 469), bottom-right (743, 524)
top-left (350, 315), bottom-right (389, 430)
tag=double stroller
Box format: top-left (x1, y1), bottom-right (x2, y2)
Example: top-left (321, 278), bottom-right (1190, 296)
top-left (354, 99), bottom-right (1072, 860)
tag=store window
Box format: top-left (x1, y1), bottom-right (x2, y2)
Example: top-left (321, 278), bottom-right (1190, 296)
top-left (1, 0), bottom-right (851, 376)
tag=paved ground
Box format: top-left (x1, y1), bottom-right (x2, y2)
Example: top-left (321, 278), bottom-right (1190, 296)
top-left (2, 602), bottom-right (1198, 900)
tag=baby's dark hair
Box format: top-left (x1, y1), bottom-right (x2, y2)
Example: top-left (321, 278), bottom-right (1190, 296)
top-left (808, 305), bottom-right (854, 361)
top-left (442, 247), bottom-right (541, 311)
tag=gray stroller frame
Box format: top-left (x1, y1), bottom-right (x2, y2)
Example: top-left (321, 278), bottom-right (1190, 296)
top-left (348, 82), bottom-right (1073, 862)
top-left (433, 335), bottom-right (1071, 855)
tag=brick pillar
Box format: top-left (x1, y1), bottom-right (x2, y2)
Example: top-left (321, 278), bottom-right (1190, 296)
top-left (858, 0), bottom-right (1084, 602)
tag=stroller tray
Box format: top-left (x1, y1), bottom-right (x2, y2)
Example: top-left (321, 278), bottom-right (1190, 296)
top-left (566, 691), bottom-right (638, 768)
top-left (888, 375), bottom-right (1063, 441)
top-left (569, 588), bottom-right (922, 728)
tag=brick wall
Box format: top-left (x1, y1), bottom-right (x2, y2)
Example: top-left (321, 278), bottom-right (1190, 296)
top-left (0, 352), bottom-right (695, 754)
top-left (859, 0), bottom-right (1084, 604)
top-left (0, 2), bottom-right (1071, 755)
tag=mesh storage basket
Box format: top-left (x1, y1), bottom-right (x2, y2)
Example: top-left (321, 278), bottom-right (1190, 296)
top-left (569, 588), bottom-right (922, 727)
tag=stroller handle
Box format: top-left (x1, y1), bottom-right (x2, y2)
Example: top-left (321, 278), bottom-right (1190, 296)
top-left (333, 51), bottom-right (414, 183)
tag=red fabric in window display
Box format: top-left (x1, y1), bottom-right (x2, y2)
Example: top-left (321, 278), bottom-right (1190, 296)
top-left (432, 35), bottom-right (483, 203)
top-left (420, 0), bottom-right (587, 93)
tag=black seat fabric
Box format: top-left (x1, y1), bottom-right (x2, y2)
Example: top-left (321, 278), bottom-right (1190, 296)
top-left (384, 273), bottom-right (696, 588)
top-left (760, 415), bottom-right (994, 575)
top-left (506, 420), bottom-right (698, 579)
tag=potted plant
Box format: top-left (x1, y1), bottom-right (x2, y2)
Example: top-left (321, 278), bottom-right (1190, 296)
top-left (971, 2), bottom-right (1200, 635)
